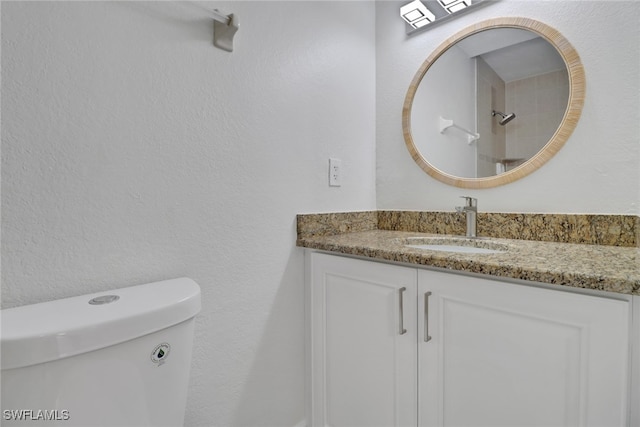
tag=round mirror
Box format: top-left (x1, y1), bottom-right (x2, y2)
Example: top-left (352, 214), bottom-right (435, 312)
top-left (402, 18), bottom-right (585, 188)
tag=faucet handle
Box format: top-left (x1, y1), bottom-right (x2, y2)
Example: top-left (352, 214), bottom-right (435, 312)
top-left (459, 196), bottom-right (477, 207)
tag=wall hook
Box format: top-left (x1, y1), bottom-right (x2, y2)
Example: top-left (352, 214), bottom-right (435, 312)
top-left (213, 9), bottom-right (239, 52)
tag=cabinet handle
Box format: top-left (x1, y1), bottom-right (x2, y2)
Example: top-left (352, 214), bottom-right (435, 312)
top-left (424, 291), bottom-right (432, 342)
top-left (398, 287), bottom-right (407, 335)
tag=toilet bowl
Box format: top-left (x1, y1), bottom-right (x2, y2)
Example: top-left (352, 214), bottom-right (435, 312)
top-left (1, 278), bottom-right (201, 426)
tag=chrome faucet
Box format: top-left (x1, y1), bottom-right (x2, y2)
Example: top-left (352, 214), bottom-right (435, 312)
top-left (455, 196), bottom-right (477, 238)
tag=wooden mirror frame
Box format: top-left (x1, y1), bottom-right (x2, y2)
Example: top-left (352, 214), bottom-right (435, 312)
top-left (402, 17), bottom-right (585, 188)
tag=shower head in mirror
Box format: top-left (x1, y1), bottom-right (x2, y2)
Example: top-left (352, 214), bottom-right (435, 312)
top-left (492, 110), bottom-right (516, 125)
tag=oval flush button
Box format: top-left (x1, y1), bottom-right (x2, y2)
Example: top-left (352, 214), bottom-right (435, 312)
top-left (88, 295), bottom-right (120, 305)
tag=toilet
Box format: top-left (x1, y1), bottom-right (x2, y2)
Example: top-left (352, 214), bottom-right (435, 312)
top-left (1, 278), bottom-right (201, 426)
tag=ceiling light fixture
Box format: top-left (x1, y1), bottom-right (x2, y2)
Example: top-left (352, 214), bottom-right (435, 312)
top-left (437, 0), bottom-right (472, 14)
top-left (400, 0), bottom-right (436, 29)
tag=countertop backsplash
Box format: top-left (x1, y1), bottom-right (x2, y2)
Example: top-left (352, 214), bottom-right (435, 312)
top-left (297, 211), bottom-right (638, 247)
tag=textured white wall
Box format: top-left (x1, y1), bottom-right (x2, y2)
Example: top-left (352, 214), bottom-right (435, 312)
top-left (376, 0), bottom-right (640, 214)
top-left (1, 1), bottom-right (376, 426)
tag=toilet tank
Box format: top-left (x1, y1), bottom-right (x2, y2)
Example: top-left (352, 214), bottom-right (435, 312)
top-left (1, 278), bottom-right (201, 427)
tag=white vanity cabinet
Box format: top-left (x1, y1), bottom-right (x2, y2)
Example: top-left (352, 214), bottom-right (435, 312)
top-left (418, 269), bottom-right (630, 427)
top-left (307, 251), bottom-right (418, 427)
top-left (307, 252), bottom-right (632, 427)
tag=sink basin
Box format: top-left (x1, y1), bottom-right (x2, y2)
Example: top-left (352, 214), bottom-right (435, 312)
top-left (403, 237), bottom-right (508, 254)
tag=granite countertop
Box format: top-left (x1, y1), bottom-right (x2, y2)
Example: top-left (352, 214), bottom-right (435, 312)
top-left (297, 229), bottom-right (640, 296)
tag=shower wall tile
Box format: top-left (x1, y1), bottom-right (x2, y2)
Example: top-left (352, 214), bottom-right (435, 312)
top-left (506, 68), bottom-right (569, 159)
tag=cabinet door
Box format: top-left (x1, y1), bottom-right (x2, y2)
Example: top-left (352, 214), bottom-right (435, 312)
top-left (418, 269), bottom-right (630, 427)
top-left (308, 253), bottom-right (418, 427)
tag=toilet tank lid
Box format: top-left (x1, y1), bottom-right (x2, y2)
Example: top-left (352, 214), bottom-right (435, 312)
top-left (1, 278), bottom-right (201, 370)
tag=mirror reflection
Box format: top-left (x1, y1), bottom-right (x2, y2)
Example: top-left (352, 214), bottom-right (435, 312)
top-left (411, 28), bottom-right (569, 178)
